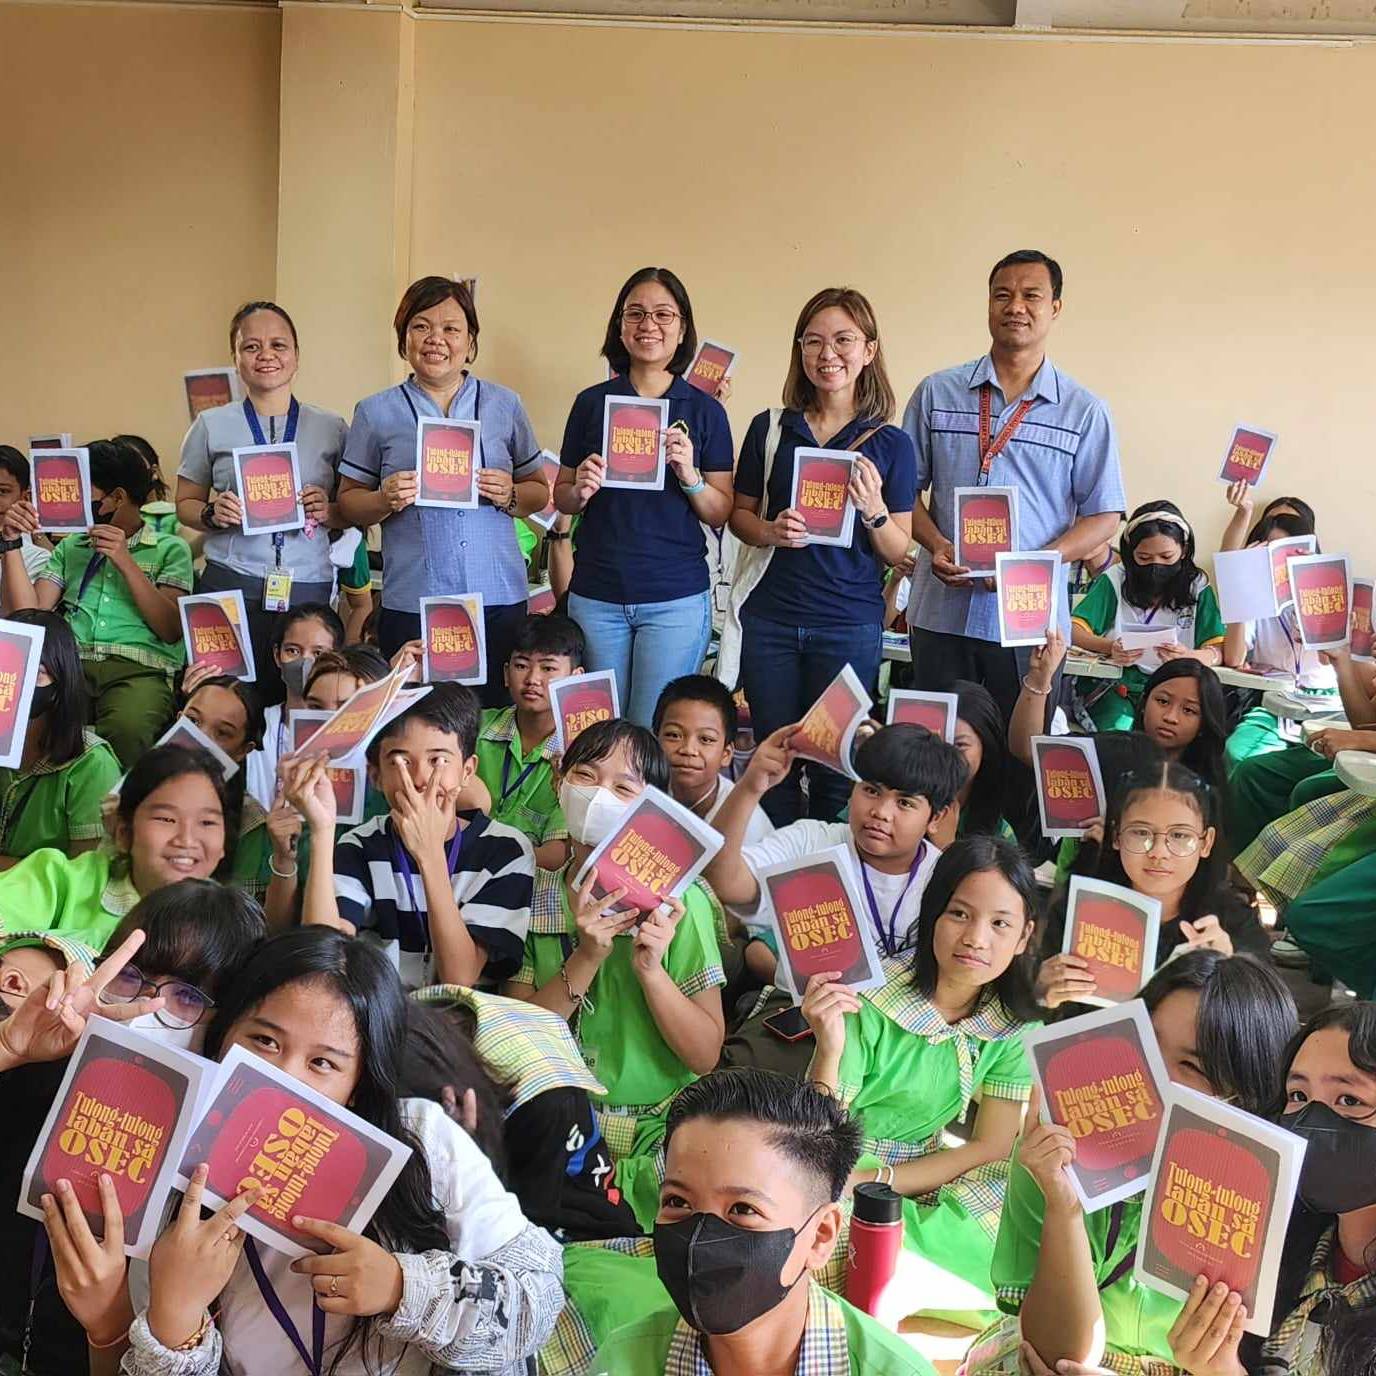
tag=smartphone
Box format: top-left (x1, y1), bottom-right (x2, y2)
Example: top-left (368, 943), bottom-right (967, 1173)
top-left (762, 1005), bottom-right (813, 1043)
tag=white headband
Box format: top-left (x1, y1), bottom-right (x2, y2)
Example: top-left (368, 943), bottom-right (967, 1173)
top-left (1125, 509), bottom-right (1192, 539)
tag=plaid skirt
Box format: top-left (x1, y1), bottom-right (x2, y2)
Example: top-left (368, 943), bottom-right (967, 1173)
top-left (1236, 789), bottom-right (1376, 908)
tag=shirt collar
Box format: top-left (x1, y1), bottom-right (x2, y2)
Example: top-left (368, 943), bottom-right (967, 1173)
top-left (480, 707), bottom-right (557, 763)
top-left (402, 372), bottom-right (475, 418)
top-left (866, 979), bottom-right (1024, 1044)
top-left (781, 409), bottom-right (882, 447)
top-left (101, 864), bottom-right (142, 918)
top-left (967, 353), bottom-right (1060, 406)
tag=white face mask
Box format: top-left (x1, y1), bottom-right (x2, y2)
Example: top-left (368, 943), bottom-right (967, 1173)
top-left (560, 782), bottom-right (631, 847)
top-left (122, 1012), bottom-right (204, 1054)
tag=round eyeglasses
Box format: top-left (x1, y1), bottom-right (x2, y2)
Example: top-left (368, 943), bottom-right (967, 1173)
top-left (99, 964), bottom-right (216, 1030)
top-left (1118, 825), bottom-right (1205, 859)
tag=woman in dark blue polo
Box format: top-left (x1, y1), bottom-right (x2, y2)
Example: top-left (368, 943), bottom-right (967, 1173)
top-left (729, 287), bottom-right (917, 825)
top-left (554, 267), bottom-right (734, 727)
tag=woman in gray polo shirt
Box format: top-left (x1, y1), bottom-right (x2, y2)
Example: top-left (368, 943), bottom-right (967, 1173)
top-left (176, 300), bottom-right (348, 685)
top-left (337, 276), bottom-right (551, 705)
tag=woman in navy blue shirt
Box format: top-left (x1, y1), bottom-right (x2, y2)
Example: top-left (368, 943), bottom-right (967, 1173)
top-left (554, 268), bottom-right (734, 727)
top-left (729, 287), bottom-right (917, 825)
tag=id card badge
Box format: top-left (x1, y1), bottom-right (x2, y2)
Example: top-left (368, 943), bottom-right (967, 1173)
top-left (264, 570), bottom-right (294, 613)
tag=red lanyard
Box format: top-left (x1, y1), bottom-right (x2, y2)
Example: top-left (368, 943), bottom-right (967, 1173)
top-left (977, 383), bottom-right (1036, 486)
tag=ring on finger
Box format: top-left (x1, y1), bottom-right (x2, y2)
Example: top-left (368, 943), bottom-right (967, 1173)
top-left (329, 1275), bottom-right (341, 1298)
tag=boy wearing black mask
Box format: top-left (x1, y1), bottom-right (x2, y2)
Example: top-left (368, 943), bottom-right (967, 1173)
top-left (590, 1068), bottom-right (933, 1375)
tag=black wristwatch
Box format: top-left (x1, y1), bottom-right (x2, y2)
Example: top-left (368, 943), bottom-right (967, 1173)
top-left (861, 511), bottom-right (890, 531)
top-left (201, 502), bottom-right (220, 530)
top-left (0, 538), bottom-right (21, 554)
top-left (545, 530), bottom-right (573, 542)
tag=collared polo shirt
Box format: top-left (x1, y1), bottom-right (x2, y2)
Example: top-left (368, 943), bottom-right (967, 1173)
top-left (340, 374), bottom-right (543, 612)
top-left (735, 409), bottom-right (917, 628)
top-left (178, 399), bottom-right (348, 584)
top-left (559, 376), bottom-right (733, 606)
top-left (40, 524), bottom-right (193, 674)
top-left (474, 707), bottom-right (566, 845)
top-left (0, 847), bottom-right (140, 953)
top-left (0, 730), bottom-right (122, 856)
top-left (903, 354), bottom-right (1126, 643)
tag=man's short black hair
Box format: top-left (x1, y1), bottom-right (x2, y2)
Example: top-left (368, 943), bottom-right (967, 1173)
top-left (87, 438), bottom-right (154, 505)
top-left (666, 1068), bottom-right (863, 1205)
top-left (989, 249), bottom-right (1063, 301)
top-left (853, 723), bottom-right (967, 814)
top-left (0, 446), bottom-right (30, 491)
top-left (652, 674), bottom-right (738, 738)
top-left (368, 682), bottom-right (481, 762)
top-left (508, 612), bottom-right (585, 667)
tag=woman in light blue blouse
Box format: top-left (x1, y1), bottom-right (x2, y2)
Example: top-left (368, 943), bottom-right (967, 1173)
top-left (337, 277), bottom-right (551, 704)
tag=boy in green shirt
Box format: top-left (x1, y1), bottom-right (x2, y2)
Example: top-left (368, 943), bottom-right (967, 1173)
top-left (0, 440), bottom-right (192, 766)
top-left (590, 1068), bottom-right (933, 1376)
top-left (474, 612), bottom-right (583, 871)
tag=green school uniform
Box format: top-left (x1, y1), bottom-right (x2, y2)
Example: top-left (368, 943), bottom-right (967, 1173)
top-left (590, 1283), bottom-right (933, 1376)
top-left (965, 1160), bottom-right (1180, 1375)
top-left (1262, 1226), bottom-right (1376, 1376)
top-left (516, 518), bottom-right (538, 568)
top-left (1072, 568), bottom-right (1226, 733)
top-left (139, 501), bottom-right (179, 537)
top-left (1226, 743), bottom-right (1341, 854)
top-left (475, 708), bottom-right (566, 846)
top-left (0, 847), bottom-right (140, 953)
top-left (227, 794), bottom-right (273, 902)
top-left (0, 731), bottom-right (121, 857)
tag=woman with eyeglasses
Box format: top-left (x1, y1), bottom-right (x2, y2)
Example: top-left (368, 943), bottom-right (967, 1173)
top-left (337, 277), bottom-right (552, 704)
top-left (0, 882), bottom-right (265, 1376)
top-left (1034, 761), bottom-right (1270, 1010)
top-left (554, 267), bottom-right (735, 727)
top-left (727, 287), bottom-right (916, 825)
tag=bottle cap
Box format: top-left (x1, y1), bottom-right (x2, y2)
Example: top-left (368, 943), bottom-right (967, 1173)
top-left (852, 1181), bottom-right (902, 1224)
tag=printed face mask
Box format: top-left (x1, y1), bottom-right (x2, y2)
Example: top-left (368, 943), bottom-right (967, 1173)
top-left (1282, 1100), bottom-right (1376, 1215)
top-left (559, 782), bottom-right (631, 848)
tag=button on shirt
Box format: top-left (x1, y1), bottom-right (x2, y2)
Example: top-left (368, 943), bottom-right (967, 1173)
top-left (340, 375), bottom-right (543, 612)
top-left (178, 399), bottom-right (348, 584)
top-left (904, 355), bottom-right (1126, 643)
top-left (559, 376), bottom-right (733, 605)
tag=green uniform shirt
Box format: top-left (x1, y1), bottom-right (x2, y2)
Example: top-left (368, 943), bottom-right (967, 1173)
top-left (1071, 566), bottom-right (1225, 702)
top-left (339, 534), bottom-right (372, 592)
top-left (40, 524), bottom-right (193, 673)
top-left (516, 518), bottom-right (538, 568)
top-left (515, 867), bottom-right (724, 1110)
top-left (590, 1282), bottom-right (934, 1376)
top-left (0, 731), bottom-right (122, 856)
top-left (475, 708), bottom-right (565, 845)
top-left (0, 847), bottom-right (140, 953)
top-left (991, 1159), bottom-right (1178, 1363)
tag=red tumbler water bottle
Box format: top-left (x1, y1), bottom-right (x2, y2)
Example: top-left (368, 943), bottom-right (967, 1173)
top-left (846, 1181), bottom-right (903, 1321)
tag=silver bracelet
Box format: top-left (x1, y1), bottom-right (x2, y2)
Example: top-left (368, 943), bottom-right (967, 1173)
top-left (1021, 674), bottom-right (1052, 697)
top-left (269, 855), bottom-right (298, 879)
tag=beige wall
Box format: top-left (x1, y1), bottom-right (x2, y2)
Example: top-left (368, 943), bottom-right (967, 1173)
top-left (0, 2), bottom-right (281, 470)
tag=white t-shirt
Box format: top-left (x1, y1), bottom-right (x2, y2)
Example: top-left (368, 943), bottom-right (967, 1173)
top-left (741, 820), bottom-right (940, 952)
top-left (1247, 611), bottom-right (1338, 693)
top-left (705, 775), bottom-right (774, 848)
top-left (215, 1097), bottom-right (530, 1375)
top-left (245, 703), bottom-right (287, 811)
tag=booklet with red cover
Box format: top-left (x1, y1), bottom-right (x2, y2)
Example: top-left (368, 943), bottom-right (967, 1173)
top-left (602, 396), bottom-right (668, 490)
top-left (526, 451), bottom-right (564, 533)
top-left (0, 618), bottom-right (46, 771)
top-left (178, 591), bottom-right (256, 682)
top-left (288, 667), bottom-right (427, 766)
top-left (1032, 735), bottom-right (1106, 840)
top-left (415, 417), bottom-right (482, 509)
top-left (573, 785), bottom-right (723, 917)
top-left (954, 486), bottom-right (1018, 577)
top-left (289, 711), bottom-right (365, 824)
top-left (789, 448), bottom-right (857, 548)
top-left (1352, 578), bottom-right (1375, 663)
top-left (550, 670), bottom-right (620, 755)
top-left (996, 551), bottom-right (1061, 648)
top-left (683, 340), bottom-right (737, 397)
top-left (1268, 534), bottom-right (1317, 612)
top-left (155, 715), bottom-right (239, 781)
top-left (1061, 876), bottom-right (1162, 1006)
top-left (420, 594), bottom-right (487, 685)
top-left (1135, 1085), bottom-right (1306, 1335)
top-left (183, 368), bottom-right (237, 421)
top-left (233, 443), bottom-right (305, 537)
top-left (759, 843), bottom-right (885, 1001)
top-left (19, 1019), bottom-right (217, 1259)
top-left (31, 448), bottom-right (94, 533)
top-left (885, 689), bottom-right (958, 741)
top-left (1025, 1000), bottom-right (1172, 1211)
top-left (1218, 424), bottom-right (1278, 487)
top-left (1288, 553), bottom-right (1352, 651)
top-left (28, 433), bottom-right (72, 451)
top-left (789, 664), bottom-right (871, 781)
top-left (175, 1045), bottom-right (411, 1260)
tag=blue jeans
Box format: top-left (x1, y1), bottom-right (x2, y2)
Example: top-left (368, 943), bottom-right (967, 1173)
top-left (739, 611), bottom-right (882, 825)
top-left (567, 590), bottom-right (713, 728)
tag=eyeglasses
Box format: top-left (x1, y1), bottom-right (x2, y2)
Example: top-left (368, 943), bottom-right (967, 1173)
top-left (1118, 825), bottom-right (1206, 858)
top-left (798, 332), bottom-right (866, 356)
top-left (621, 306), bottom-right (681, 327)
top-left (99, 963), bottom-right (216, 1029)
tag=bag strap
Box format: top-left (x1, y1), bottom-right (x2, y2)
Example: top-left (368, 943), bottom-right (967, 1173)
top-left (756, 408), bottom-right (784, 516)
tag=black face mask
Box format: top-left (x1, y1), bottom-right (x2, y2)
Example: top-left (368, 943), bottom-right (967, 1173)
top-left (29, 684), bottom-right (57, 718)
top-left (654, 1211), bottom-right (810, 1335)
top-left (1137, 560), bottom-right (1182, 595)
top-left (90, 501), bottom-right (116, 527)
top-left (1282, 1101), bottom-right (1376, 1215)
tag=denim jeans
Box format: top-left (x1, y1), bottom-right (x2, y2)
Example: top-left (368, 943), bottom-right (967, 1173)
top-left (567, 590), bottom-right (713, 728)
top-left (739, 612), bottom-right (882, 825)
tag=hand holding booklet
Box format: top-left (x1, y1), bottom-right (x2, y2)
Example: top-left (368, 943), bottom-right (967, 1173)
top-left (1061, 876), bottom-right (1162, 1005)
top-left (1032, 735), bottom-right (1106, 839)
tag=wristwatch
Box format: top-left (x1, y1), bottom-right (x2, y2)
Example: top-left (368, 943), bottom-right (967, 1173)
top-left (861, 510), bottom-right (890, 531)
top-left (201, 502), bottom-right (220, 530)
top-left (0, 538), bottom-right (21, 554)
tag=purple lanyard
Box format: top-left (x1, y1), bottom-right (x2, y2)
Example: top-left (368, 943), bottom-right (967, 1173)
top-left (245, 1237), bottom-right (325, 1375)
top-left (859, 846), bottom-right (926, 957)
top-left (390, 821), bottom-right (467, 951)
top-left (244, 397), bottom-right (300, 567)
top-left (1279, 611), bottom-right (1304, 678)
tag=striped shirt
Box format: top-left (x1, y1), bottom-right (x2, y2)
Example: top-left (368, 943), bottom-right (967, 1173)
top-left (333, 811), bottom-right (533, 991)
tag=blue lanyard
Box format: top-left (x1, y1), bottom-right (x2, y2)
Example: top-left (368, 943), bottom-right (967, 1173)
top-left (500, 747), bottom-right (541, 806)
top-left (859, 847), bottom-right (926, 957)
top-left (245, 1237), bottom-right (325, 1375)
top-left (244, 398), bottom-right (300, 566)
top-left (390, 819), bottom-right (469, 952)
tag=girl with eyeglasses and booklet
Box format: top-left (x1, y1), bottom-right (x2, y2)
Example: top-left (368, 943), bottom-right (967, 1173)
top-left (1035, 762), bottom-right (1270, 1011)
